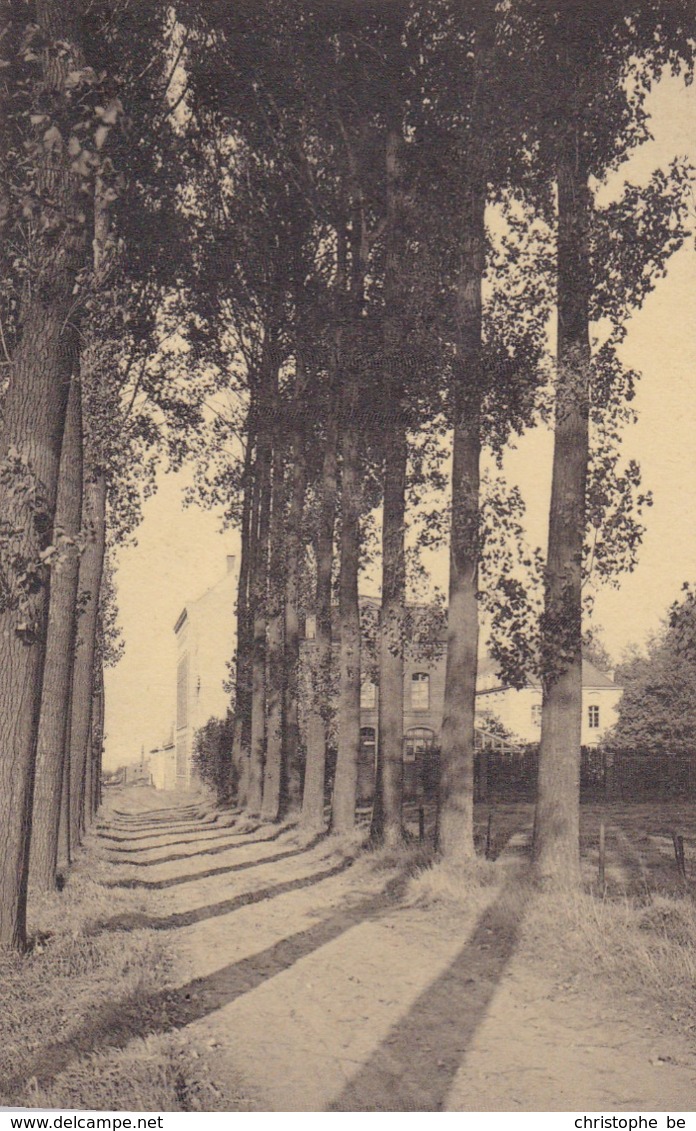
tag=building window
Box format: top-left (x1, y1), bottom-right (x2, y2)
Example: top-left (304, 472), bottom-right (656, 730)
top-left (359, 727), bottom-right (376, 764)
top-left (588, 704), bottom-right (600, 729)
top-left (360, 681), bottom-right (376, 709)
top-left (411, 672), bottom-right (430, 711)
top-left (404, 727), bottom-right (435, 763)
top-left (531, 704), bottom-right (542, 727)
top-left (305, 614), bottom-right (316, 640)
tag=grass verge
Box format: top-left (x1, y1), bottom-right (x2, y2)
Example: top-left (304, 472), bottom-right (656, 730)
top-left (0, 794), bottom-right (249, 1112)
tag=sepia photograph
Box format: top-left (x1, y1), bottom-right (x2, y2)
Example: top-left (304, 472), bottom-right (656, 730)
top-left (0, 0), bottom-right (695, 1116)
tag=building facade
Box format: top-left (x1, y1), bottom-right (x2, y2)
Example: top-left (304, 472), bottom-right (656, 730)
top-left (149, 736), bottom-right (177, 791)
top-left (355, 646), bottom-right (622, 798)
top-left (475, 657), bottom-right (623, 747)
top-left (304, 602), bottom-right (622, 798)
top-left (174, 557), bottom-right (237, 788)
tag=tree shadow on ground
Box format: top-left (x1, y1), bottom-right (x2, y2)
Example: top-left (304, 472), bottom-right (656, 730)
top-left (98, 820), bottom-right (232, 844)
top-left (98, 826), bottom-right (294, 866)
top-left (107, 805), bottom-right (206, 825)
top-left (94, 854), bottom-right (356, 932)
top-left (101, 836), bottom-right (326, 890)
top-left (328, 876), bottom-right (528, 1111)
top-left (608, 826), bottom-right (655, 896)
top-left (100, 826), bottom-right (255, 855)
top-left (7, 872), bottom-right (409, 1095)
top-left (100, 808), bottom-right (235, 831)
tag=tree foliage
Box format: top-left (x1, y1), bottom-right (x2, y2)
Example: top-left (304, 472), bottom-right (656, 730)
top-left (192, 714), bottom-right (237, 805)
top-left (611, 587), bottom-right (696, 754)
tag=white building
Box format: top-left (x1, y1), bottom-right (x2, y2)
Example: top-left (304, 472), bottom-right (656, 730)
top-left (476, 656), bottom-right (623, 747)
top-left (149, 735), bottom-right (177, 791)
top-left (174, 557), bottom-right (238, 788)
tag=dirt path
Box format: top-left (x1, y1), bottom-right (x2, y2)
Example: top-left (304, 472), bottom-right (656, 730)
top-left (36, 789), bottom-right (696, 1111)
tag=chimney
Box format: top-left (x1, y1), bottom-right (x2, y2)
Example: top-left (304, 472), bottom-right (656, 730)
top-left (226, 554), bottom-right (236, 574)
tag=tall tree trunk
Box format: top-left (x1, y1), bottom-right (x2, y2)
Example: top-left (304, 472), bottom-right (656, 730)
top-left (92, 658), bottom-right (104, 817)
top-left (0, 2), bottom-right (86, 950)
top-left (261, 438), bottom-right (286, 820)
top-left (437, 183), bottom-right (486, 866)
top-left (231, 418), bottom-right (256, 804)
top-left (57, 718), bottom-right (72, 878)
top-left (372, 429), bottom-right (407, 845)
top-left (331, 164), bottom-right (368, 837)
top-left (302, 236), bottom-right (345, 831)
top-left (83, 714), bottom-right (93, 834)
top-left (302, 405), bottom-right (339, 831)
top-left (0, 310), bottom-right (74, 947)
top-left (331, 402), bottom-right (362, 834)
top-left (372, 125), bottom-right (407, 847)
top-left (30, 372), bottom-right (84, 892)
top-left (68, 471), bottom-right (106, 853)
top-left (247, 429), bottom-right (272, 814)
top-left (282, 429), bottom-right (307, 813)
top-left (534, 126), bottom-right (590, 888)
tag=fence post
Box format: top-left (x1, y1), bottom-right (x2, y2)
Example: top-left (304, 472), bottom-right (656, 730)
top-left (604, 750), bottom-right (616, 800)
top-left (479, 746), bottom-right (489, 803)
top-left (598, 821), bottom-right (606, 890)
top-left (672, 832), bottom-right (687, 883)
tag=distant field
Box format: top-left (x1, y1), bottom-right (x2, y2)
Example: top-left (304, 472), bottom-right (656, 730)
top-left (399, 800), bottom-right (696, 897)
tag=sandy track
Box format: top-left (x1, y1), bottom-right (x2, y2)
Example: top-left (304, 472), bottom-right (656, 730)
top-left (41, 788), bottom-right (696, 1112)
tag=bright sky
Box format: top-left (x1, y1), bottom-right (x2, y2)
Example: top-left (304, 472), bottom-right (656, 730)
top-left (104, 74), bottom-right (695, 770)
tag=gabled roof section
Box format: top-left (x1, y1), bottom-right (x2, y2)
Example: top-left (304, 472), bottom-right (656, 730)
top-left (581, 657), bottom-right (621, 689)
top-left (486, 655), bottom-right (624, 687)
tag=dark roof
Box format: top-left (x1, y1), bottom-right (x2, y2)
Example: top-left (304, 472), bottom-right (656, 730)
top-left (493, 655), bottom-right (620, 691)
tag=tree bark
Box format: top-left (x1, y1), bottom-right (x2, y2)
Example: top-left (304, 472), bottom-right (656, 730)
top-left (29, 372), bottom-right (84, 891)
top-left (331, 401), bottom-right (362, 834)
top-left (246, 428), bottom-right (272, 815)
top-left (330, 161), bottom-right (368, 837)
top-left (57, 720), bottom-right (72, 878)
top-left (68, 471), bottom-right (106, 853)
top-left (437, 183), bottom-right (486, 866)
top-left (372, 429), bottom-right (407, 845)
top-left (0, 309), bottom-right (74, 947)
top-left (302, 411), bottom-right (339, 831)
top-left (282, 428), bottom-right (307, 813)
top-left (534, 126), bottom-right (591, 888)
top-left (371, 124), bottom-right (407, 847)
top-left (0, 1), bottom-right (86, 950)
top-left (91, 658), bottom-right (104, 817)
top-left (260, 437), bottom-right (286, 820)
top-left (231, 417), bottom-right (256, 804)
top-left (83, 714), bottom-right (93, 835)
top-left (302, 235), bottom-right (345, 831)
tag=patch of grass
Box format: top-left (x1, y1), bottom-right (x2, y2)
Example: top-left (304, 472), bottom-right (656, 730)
top-left (404, 854), bottom-right (512, 916)
top-left (362, 833), bottom-right (432, 875)
top-left (0, 792), bottom-right (251, 1113)
top-left (14, 1035), bottom-right (251, 1113)
top-left (521, 886), bottom-right (696, 1035)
